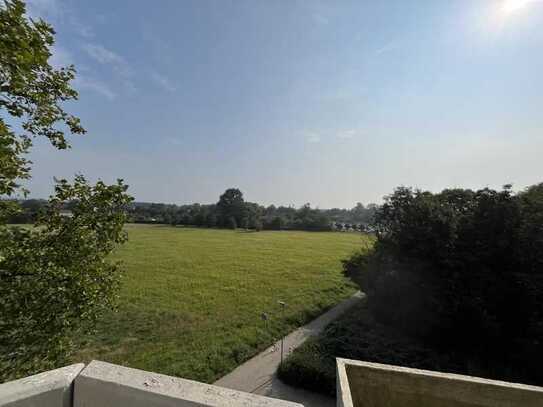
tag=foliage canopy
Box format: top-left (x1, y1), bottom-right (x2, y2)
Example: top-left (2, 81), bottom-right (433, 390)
top-left (345, 184), bottom-right (543, 385)
top-left (0, 0), bottom-right (132, 380)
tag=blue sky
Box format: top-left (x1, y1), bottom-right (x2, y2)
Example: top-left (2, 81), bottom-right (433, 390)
top-left (24, 0), bottom-right (543, 208)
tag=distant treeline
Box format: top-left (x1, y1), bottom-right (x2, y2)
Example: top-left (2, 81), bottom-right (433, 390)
top-left (5, 188), bottom-right (377, 232)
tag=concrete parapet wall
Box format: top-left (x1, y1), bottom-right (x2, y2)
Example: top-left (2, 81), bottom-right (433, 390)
top-left (74, 360), bottom-right (303, 407)
top-left (5, 358), bottom-right (543, 407)
top-left (336, 358), bottom-right (352, 407)
top-left (0, 364), bottom-right (84, 407)
top-left (0, 361), bottom-right (302, 407)
top-left (336, 358), bottom-right (543, 407)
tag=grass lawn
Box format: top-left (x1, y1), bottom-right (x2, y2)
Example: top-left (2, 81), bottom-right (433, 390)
top-left (72, 224), bottom-right (367, 383)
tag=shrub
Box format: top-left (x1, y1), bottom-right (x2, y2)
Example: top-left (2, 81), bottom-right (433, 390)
top-left (279, 302), bottom-right (463, 396)
top-left (278, 338), bottom-right (336, 396)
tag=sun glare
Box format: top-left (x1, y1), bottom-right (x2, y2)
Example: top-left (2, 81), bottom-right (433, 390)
top-left (501, 0), bottom-right (534, 14)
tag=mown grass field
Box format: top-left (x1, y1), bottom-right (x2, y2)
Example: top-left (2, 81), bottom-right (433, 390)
top-left (72, 224), bottom-right (367, 383)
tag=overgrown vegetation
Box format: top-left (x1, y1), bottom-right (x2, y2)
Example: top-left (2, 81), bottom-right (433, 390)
top-left (0, 0), bottom-right (131, 381)
top-left (280, 183), bottom-right (543, 394)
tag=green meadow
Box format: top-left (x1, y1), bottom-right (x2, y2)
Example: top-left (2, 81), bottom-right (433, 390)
top-left (73, 224), bottom-right (367, 383)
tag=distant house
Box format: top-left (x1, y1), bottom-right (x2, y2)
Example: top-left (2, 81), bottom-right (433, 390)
top-left (59, 210), bottom-right (73, 218)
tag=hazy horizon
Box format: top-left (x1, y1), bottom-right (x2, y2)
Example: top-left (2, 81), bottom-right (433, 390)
top-left (19, 183), bottom-right (540, 211)
top-left (23, 0), bottom-right (543, 208)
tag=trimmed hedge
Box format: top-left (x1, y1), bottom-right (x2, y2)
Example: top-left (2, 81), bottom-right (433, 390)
top-left (277, 338), bottom-right (336, 396)
top-left (278, 301), bottom-right (462, 396)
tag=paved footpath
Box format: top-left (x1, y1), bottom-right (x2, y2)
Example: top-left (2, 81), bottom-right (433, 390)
top-left (214, 291), bottom-right (365, 407)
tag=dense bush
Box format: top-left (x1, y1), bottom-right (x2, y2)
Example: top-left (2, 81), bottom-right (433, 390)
top-left (346, 184), bottom-right (543, 385)
top-left (278, 338), bottom-right (337, 396)
top-left (278, 302), bottom-right (463, 396)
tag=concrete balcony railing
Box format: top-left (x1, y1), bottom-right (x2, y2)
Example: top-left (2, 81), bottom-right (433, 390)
top-left (3, 358), bottom-right (543, 406)
top-left (0, 360), bottom-right (302, 407)
top-left (337, 358), bottom-right (543, 407)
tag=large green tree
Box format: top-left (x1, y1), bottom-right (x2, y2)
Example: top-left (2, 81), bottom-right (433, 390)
top-left (217, 188), bottom-right (246, 227)
top-left (0, 0), bottom-right (132, 381)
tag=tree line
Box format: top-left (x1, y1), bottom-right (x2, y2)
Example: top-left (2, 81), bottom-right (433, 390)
top-left (6, 188), bottom-right (378, 232)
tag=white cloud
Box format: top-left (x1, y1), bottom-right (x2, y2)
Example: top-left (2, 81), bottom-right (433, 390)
top-left (83, 43), bottom-right (124, 65)
top-left (27, 0), bottom-right (95, 39)
top-left (82, 43), bottom-right (135, 90)
top-left (20, 3), bottom-right (119, 101)
top-left (83, 43), bottom-right (132, 77)
top-left (151, 72), bottom-right (176, 92)
top-left (73, 76), bottom-right (116, 100)
top-left (47, 45), bottom-right (114, 100)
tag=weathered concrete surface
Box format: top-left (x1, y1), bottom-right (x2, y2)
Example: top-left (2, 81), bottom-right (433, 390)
top-left (336, 359), bottom-right (352, 407)
top-left (0, 364), bottom-right (84, 407)
top-left (337, 358), bottom-right (543, 407)
top-left (74, 360), bottom-right (303, 407)
top-left (215, 292), bottom-right (365, 407)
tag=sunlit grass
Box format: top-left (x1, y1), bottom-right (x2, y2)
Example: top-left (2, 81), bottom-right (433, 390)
top-left (72, 224), bottom-right (369, 382)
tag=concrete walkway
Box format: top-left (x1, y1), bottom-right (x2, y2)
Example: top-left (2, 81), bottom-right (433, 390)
top-left (214, 291), bottom-right (365, 407)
